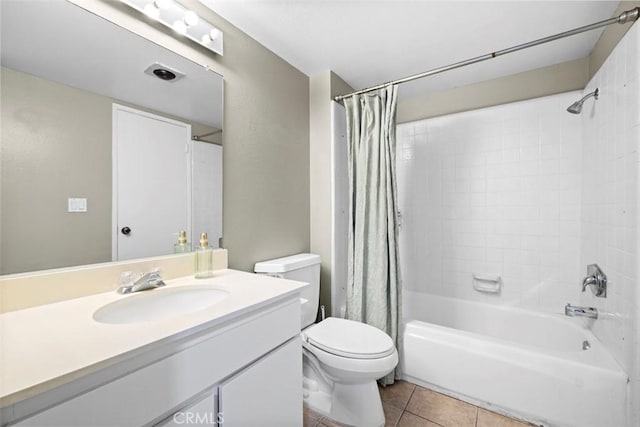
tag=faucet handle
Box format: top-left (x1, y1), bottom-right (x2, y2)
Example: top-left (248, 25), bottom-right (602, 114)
top-left (147, 268), bottom-right (165, 286)
top-left (582, 264), bottom-right (607, 298)
top-left (118, 271), bottom-right (137, 286)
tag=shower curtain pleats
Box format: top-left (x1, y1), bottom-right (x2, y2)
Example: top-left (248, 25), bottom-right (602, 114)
top-left (343, 84), bottom-right (401, 386)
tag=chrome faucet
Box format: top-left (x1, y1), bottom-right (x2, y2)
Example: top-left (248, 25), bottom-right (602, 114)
top-left (117, 269), bottom-right (165, 294)
top-left (565, 303), bottom-right (598, 319)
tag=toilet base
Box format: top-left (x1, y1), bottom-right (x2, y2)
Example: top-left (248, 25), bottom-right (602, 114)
top-left (303, 376), bottom-right (385, 427)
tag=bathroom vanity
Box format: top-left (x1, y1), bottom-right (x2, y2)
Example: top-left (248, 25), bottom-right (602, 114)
top-left (0, 269), bottom-right (306, 426)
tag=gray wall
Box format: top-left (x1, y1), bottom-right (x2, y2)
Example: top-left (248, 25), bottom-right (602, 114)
top-left (309, 72), bottom-right (333, 315)
top-left (1, 67), bottom-right (112, 273)
top-left (397, 58), bottom-right (589, 123)
top-left (68, 0), bottom-right (311, 273)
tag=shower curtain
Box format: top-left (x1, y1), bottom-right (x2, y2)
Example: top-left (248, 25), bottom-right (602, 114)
top-left (343, 85), bottom-right (401, 385)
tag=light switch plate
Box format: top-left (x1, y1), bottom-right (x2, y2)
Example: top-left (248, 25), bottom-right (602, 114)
top-left (68, 198), bottom-right (87, 212)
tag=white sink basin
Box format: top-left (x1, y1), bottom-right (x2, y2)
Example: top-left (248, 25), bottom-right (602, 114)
top-left (93, 286), bottom-right (229, 324)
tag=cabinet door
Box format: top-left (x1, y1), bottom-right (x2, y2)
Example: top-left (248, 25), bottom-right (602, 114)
top-left (157, 391), bottom-right (220, 427)
top-left (218, 337), bottom-right (302, 427)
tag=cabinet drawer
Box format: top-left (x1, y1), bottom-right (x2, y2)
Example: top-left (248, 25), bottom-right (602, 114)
top-left (15, 297), bottom-right (300, 426)
top-left (157, 391), bottom-right (219, 427)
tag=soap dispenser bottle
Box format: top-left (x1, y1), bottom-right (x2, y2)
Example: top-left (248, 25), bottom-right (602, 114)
top-left (174, 230), bottom-right (192, 254)
top-left (195, 232), bottom-right (214, 279)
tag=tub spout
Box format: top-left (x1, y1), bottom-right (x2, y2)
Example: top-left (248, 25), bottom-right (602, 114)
top-left (565, 303), bottom-right (598, 319)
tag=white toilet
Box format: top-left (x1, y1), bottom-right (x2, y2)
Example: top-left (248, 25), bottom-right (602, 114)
top-left (255, 253), bottom-right (398, 427)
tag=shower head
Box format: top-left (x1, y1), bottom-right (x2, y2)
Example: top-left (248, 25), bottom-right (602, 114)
top-left (567, 88), bottom-right (599, 114)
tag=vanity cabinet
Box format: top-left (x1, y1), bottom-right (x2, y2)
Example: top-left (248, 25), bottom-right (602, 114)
top-left (157, 337), bottom-right (301, 427)
top-left (11, 297), bottom-right (302, 427)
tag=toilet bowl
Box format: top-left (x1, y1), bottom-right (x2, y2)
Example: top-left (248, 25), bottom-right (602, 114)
top-left (301, 317), bottom-right (398, 426)
top-left (254, 254), bottom-right (398, 427)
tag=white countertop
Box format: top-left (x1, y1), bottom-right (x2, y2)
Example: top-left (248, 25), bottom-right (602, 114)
top-left (0, 269), bottom-right (307, 408)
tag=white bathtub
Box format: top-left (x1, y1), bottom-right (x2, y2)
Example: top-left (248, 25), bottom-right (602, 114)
top-left (401, 291), bottom-right (628, 427)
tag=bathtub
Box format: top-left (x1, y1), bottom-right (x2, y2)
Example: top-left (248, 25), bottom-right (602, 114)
top-left (400, 291), bottom-right (628, 427)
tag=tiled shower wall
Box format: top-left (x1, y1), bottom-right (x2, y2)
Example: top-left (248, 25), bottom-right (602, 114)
top-left (396, 22), bottom-right (640, 425)
top-left (578, 22), bottom-right (640, 425)
top-left (397, 91), bottom-right (583, 314)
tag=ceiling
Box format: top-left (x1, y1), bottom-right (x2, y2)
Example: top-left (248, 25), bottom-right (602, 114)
top-left (199, 0), bottom-right (620, 99)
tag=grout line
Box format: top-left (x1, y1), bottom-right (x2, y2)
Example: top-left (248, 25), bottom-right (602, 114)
top-left (414, 411), bottom-right (446, 427)
top-left (403, 408), bottom-right (446, 427)
top-left (392, 412), bottom-right (399, 427)
top-left (403, 384), bottom-right (417, 411)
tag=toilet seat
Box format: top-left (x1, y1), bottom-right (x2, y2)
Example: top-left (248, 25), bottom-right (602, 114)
top-left (303, 318), bottom-right (395, 359)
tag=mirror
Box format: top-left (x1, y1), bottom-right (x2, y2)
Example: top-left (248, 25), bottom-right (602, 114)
top-left (0, 1), bottom-right (224, 275)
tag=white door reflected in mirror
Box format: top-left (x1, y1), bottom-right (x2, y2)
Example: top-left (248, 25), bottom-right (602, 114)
top-left (113, 105), bottom-right (192, 261)
top-left (113, 105), bottom-right (223, 261)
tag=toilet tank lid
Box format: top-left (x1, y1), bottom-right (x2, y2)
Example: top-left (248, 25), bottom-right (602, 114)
top-left (254, 253), bottom-right (320, 273)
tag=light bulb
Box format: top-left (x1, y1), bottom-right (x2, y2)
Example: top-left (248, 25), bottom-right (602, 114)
top-left (143, 3), bottom-right (160, 19)
top-left (172, 20), bottom-right (187, 35)
top-left (201, 34), bottom-right (212, 45)
top-left (209, 28), bottom-right (221, 40)
top-left (154, 0), bottom-right (171, 9)
top-left (184, 10), bottom-right (199, 26)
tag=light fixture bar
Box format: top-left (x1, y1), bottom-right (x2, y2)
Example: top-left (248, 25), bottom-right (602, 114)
top-left (120, 0), bottom-right (223, 56)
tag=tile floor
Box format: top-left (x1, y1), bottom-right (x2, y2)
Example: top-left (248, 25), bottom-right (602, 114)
top-left (303, 380), bottom-right (537, 427)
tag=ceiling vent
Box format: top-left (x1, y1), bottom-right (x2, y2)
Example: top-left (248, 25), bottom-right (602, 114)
top-left (144, 62), bottom-right (185, 82)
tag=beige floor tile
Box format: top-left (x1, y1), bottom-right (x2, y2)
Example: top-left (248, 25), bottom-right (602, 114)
top-left (307, 400), bottom-right (400, 427)
top-left (406, 387), bottom-right (477, 427)
top-left (318, 416), bottom-right (349, 427)
top-left (477, 408), bottom-right (533, 427)
top-left (379, 380), bottom-right (417, 410)
top-left (304, 417), bottom-right (319, 427)
top-left (304, 406), bottom-right (323, 427)
top-left (383, 400), bottom-right (404, 427)
top-left (397, 411), bottom-right (441, 427)
top-left (306, 382), bottom-right (532, 427)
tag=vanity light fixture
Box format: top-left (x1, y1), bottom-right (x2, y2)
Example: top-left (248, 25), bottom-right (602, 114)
top-left (120, 0), bottom-right (223, 55)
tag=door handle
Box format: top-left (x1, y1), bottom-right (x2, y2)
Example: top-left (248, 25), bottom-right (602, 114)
top-left (121, 226), bottom-right (131, 235)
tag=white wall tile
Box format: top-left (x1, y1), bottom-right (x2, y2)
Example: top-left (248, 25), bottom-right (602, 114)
top-left (577, 24), bottom-right (640, 424)
top-left (397, 90), bottom-right (582, 315)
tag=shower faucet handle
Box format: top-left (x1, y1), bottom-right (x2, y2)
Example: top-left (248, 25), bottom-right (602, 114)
top-left (581, 264), bottom-right (607, 298)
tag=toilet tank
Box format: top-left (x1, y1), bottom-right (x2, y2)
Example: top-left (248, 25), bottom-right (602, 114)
top-left (254, 253), bottom-right (320, 329)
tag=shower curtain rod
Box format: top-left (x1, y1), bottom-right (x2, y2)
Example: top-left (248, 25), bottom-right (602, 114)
top-left (192, 129), bottom-right (222, 140)
top-left (334, 7), bottom-right (639, 102)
